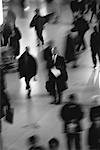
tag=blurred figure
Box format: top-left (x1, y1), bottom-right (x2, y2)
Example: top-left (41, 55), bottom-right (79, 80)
top-left (60, 93), bottom-right (84, 150)
top-left (6, 9), bottom-right (16, 26)
top-left (64, 29), bottom-right (79, 68)
top-left (18, 46), bottom-right (38, 98)
top-left (89, 0), bottom-right (97, 23)
top-left (2, 23), bottom-right (12, 46)
top-left (90, 26), bottom-right (100, 68)
top-left (70, 0), bottom-right (80, 18)
top-left (97, 4), bottom-right (100, 32)
top-left (30, 9), bottom-right (54, 47)
top-left (72, 14), bottom-right (89, 52)
top-left (9, 23), bottom-right (22, 59)
top-left (47, 47), bottom-right (68, 104)
top-left (0, 66), bottom-right (11, 120)
top-left (30, 9), bottom-right (45, 47)
top-left (48, 138), bottom-right (60, 150)
top-left (87, 98), bottom-right (100, 150)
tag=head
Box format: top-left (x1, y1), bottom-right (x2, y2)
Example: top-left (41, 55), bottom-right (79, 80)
top-left (28, 135), bottom-right (39, 147)
top-left (48, 138), bottom-right (59, 150)
top-left (35, 9), bottom-right (40, 15)
top-left (25, 46), bottom-right (30, 53)
top-left (68, 93), bottom-right (78, 103)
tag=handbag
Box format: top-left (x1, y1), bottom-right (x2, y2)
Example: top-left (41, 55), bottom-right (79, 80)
top-left (5, 108), bottom-right (14, 124)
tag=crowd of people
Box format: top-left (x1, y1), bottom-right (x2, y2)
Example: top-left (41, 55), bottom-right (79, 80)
top-left (0, 0), bottom-right (100, 149)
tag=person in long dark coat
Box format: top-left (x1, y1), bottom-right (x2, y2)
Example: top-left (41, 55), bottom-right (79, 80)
top-left (87, 99), bottom-right (100, 150)
top-left (9, 24), bottom-right (22, 58)
top-left (90, 26), bottom-right (100, 68)
top-left (18, 46), bottom-right (37, 98)
top-left (47, 47), bottom-right (68, 104)
top-left (64, 30), bottom-right (79, 68)
top-left (60, 93), bottom-right (84, 150)
top-left (2, 23), bottom-right (12, 46)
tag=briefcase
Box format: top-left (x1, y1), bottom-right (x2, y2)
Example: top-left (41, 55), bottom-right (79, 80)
top-left (5, 108), bottom-right (14, 124)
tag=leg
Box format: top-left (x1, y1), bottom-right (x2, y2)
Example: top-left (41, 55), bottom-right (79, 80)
top-left (75, 133), bottom-right (81, 150)
top-left (66, 133), bottom-right (73, 150)
top-left (25, 77), bottom-right (31, 98)
top-left (37, 31), bottom-right (44, 45)
top-left (50, 79), bottom-right (57, 104)
top-left (91, 50), bottom-right (97, 68)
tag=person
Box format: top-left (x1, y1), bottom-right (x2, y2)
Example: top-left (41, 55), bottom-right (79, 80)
top-left (47, 47), bottom-right (68, 104)
top-left (64, 29), bottom-right (79, 68)
top-left (9, 23), bottom-right (22, 59)
top-left (48, 138), bottom-right (60, 150)
top-left (0, 67), bottom-right (11, 120)
top-left (30, 9), bottom-right (54, 47)
top-left (72, 13), bottom-right (89, 52)
top-left (60, 93), bottom-right (84, 150)
top-left (89, 0), bottom-right (97, 23)
top-left (90, 26), bottom-right (100, 68)
top-left (87, 98), bottom-right (100, 150)
top-left (18, 46), bottom-right (38, 98)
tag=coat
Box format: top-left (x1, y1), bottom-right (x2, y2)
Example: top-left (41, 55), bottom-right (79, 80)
top-left (18, 51), bottom-right (37, 79)
top-left (9, 27), bottom-right (21, 56)
top-left (47, 55), bottom-right (68, 92)
top-left (30, 13), bottom-right (54, 33)
top-left (60, 102), bottom-right (84, 133)
top-left (88, 105), bottom-right (100, 148)
top-left (64, 34), bottom-right (76, 63)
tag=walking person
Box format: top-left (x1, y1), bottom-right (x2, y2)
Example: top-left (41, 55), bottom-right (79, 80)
top-left (87, 98), bottom-right (100, 150)
top-left (60, 93), bottom-right (84, 150)
top-left (90, 26), bottom-right (100, 68)
top-left (47, 47), bottom-right (68, 104)
top-left (18, 46), bottom-right (38, 98)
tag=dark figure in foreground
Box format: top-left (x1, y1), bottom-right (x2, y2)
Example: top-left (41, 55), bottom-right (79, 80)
top-left (90, 26), bottom-right (100, 68)
top-left (60, 93), bottom-right (84, 150)
top-left (47, 47), bottom-right (68, 104)
top-left (18, 46), bottom-right (37, 98)
top-left (87, 98), bottom-right (100, 150)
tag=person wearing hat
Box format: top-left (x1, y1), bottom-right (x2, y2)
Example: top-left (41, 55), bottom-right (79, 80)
top-left (60, 93), bottom-right (84, 150)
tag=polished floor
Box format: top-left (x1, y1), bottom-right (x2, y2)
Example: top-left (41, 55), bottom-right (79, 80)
top-left (0, 0), bottom-right (100, 150)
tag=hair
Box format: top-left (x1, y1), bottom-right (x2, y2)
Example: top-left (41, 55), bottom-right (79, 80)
top-left (48, 138), bottom-right (59, 149)
top-left (68, 93), bottom-right (77, 102)
top-left (28, 135), bottom-right (39, 146)
top-left (34, 146), bottom-right (45, 150)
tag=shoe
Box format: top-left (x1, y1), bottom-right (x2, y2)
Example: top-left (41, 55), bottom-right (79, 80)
top-left (93, 65), bottom-right (96, 69)
top-left (27, 89), bottom-right (31, 99)
top-left (55, 101), bottom-right (61, 105)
